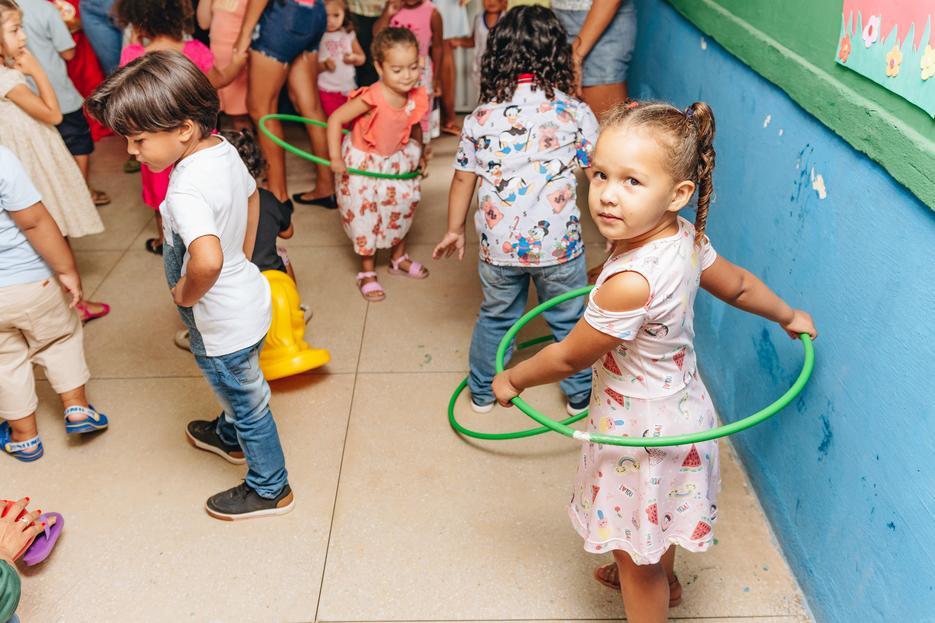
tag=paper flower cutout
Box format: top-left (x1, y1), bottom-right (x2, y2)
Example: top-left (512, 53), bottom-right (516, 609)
top-left (885, 44), bottom-right (903, 77)
top-left (921, 45), bottom-right (935, 80)
top-left (838, 35), bottom-right (852, 63)
top-left (862, 15), bottom-right (880, 48)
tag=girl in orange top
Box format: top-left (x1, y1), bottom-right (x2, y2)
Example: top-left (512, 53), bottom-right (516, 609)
top-left (327, 27), bottom-right (429, 302)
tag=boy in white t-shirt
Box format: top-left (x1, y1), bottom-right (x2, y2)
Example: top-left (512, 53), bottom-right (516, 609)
top-left (87, 51), bottom-right (293, 521)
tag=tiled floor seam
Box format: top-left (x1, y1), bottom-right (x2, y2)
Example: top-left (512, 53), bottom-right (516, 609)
top-left (83, 213), bottom-right (153, 302)
top-left (312, 301), bottom-right (371, 622)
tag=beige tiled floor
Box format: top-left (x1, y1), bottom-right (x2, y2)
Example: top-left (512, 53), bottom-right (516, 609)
top-left (6, 133), bottom-right (811, 622)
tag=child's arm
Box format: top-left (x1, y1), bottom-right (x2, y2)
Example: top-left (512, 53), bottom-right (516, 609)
top-left (196, 0), bottom-right (213, 31)
top-left (432, 169), bottom-right (476, 261)
top-left (449, 35), bottom-right (474, 49)
top-left (373, 0), bottom-right (401, 36)
top-left (345, 37), bottom-right (366, 67)
top-left (327, 95), bottom-right (371, 174)
top-left (172, 235), bottom-right (223, 307)
top-left (700, 256), bottom-right (817, 339)
top-left (243, 189), bottom-right (259, 259)
top-left (493, 272), bottom-right (649, 405)
top-left (9, 201), bottom-right (82, 306)
top-left (430, 8), bottom-right (443, 95)
top-left (6, 51), bottom-right (62, 125)
top-left (207, 48), bottom-right (248, 88)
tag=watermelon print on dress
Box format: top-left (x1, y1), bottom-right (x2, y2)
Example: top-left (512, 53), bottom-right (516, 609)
top-left (567, 218), bottom-right (722, 565)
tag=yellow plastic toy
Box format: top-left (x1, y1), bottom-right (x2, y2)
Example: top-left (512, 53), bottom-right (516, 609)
top-left (259, 270), bottom-right (330, 381)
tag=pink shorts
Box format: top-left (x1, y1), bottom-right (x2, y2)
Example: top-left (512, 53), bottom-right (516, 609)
top-left (320, 90), bottom-right (349, 124)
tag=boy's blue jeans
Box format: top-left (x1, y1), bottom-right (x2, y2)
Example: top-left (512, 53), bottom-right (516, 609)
top-left (468, 255), bottom-right (592, 406)
top-left (194, 340), bottom-right (288, 498)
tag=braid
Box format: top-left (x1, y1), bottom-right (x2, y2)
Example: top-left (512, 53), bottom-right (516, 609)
top-left (687, 102), bottom-right (716, 246)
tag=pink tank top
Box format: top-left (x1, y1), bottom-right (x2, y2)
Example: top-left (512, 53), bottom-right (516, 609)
top-left (389, 1), bottom-right (435, 57)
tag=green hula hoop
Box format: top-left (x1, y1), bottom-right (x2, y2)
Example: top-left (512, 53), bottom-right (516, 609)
top-left (448, 285), bottom-right (815, 447)
top-left (258, 114), bottom-right (421, 180)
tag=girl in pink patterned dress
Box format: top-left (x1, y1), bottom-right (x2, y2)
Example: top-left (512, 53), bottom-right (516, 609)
top-left (115, 0), bottom-right (246, 254)
top-left (327, 27), bottom-right (429, 302)
top-left (493, 101), bottom-right (817, 621)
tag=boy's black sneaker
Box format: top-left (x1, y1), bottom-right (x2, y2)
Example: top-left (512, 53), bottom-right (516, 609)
top-left (566, 394), bottom-right (592, 416)
top-left (186, 419), bottom-right (246, 465)
top-left (205, 482), bottom-right (295, 521)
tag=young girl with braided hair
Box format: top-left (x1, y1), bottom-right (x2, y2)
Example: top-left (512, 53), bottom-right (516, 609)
top-left (492, 100), bottom-right (817, 622)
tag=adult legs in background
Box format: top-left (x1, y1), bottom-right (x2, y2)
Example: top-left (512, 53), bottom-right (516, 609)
top-left (246, 51), bottom-right (292, 201)
top-left (440, 39), bottom-right (460, 134)
top-left (350, 12), bottom-right (379, 87)
top-left (287, 51), bottom-right (336, 205)
top-left (79, 0), bottom-right (122, 74)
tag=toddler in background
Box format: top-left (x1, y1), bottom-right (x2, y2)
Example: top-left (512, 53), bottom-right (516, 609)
top-left (451, 0), bottom-right (505, 94)
top-left (19, 0), bottom-right (109, 204)
top-left (115, 0), bottom-right (246, 255)
top-left (375, 0), bottom-right (442, 139)
top-left (328, 27), bottom-right (429, 302)
top-left (88, 50), bottom-right (294, 520)
top-left (0, 0), bottom-right (109, 322)
top-left (0, 146), bottom-right (108, 463)
top-left (317, 0), bottom-right (365, 120)
top-left (433, 6), bottom-right (597, 413)
top-left (195, 0), bottom-right (249, 130)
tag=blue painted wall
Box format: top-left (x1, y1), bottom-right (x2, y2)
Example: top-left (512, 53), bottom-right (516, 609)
top-left (627, 1), bottom-right (935, 621)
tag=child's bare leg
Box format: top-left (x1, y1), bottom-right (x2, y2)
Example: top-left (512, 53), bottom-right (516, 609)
top-left (7, 414), bottom-right (38, 442)
top-left (285, 261), bottom-right (296, 283)
top-left (661, 545), bottom-right (680, 598)
top-left (360, 255), bottom-right (376, 284)
top-left (61, 385), bottom-right (90, 421)
top-left (390, 240), bottom-right (429, 277)
top-left (154, 211), bottom-right (164, 244)
top-left (613, 549), bottom-right (670, 623)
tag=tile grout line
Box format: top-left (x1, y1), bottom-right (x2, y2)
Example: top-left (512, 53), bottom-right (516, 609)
top-left (312, 298), bottom-right (371, 623)
top-left (83, 212), bottom-right (155, 302)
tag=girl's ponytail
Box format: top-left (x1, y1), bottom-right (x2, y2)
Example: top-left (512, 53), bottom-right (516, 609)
top-left (686, 102), bottom-right (715, 246)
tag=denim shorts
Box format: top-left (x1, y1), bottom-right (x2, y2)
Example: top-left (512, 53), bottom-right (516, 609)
top-left (252, 0), bottom-right (326, 64)
top-left (555, 1), bottom-right (637, 87)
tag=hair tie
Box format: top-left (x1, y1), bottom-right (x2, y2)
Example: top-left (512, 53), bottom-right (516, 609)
top-left (625, 100), bottom-right (639, 110)
top-left (684, 107), bottom-right (694, 118)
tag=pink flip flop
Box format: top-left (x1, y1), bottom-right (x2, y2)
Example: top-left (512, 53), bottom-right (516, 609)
top-left (76, 301), bottom-right (110, 322)
top-left (356, 272), bottom-right (385, 302)
top-left (388, 254), bottom-right (429, 279)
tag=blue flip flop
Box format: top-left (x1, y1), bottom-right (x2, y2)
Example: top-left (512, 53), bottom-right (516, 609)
top-left (0, 421), bottom-right (43, 462)
top-left (64, 405), bottom-right (109, 435)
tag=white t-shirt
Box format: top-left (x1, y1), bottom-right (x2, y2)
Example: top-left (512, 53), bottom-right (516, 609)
top-left (161, 137), bottom-right (271, 357)
top-left (318, 30), bottom-right (358, 95)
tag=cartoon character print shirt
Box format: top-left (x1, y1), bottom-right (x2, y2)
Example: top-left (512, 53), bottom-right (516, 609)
top-left (454, 83), bottom-right (598, 268)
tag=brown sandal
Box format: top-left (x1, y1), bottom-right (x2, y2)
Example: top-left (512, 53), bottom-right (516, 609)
top-left (593, 562), bottom-right (683, 607)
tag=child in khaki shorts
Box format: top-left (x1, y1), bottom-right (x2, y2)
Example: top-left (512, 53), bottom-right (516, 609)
top-left (0, 146), bottom-right (108, 462)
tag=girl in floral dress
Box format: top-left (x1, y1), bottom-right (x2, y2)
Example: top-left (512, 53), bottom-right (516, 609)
top-left (493, 101), bottom-right (817, 622)
top-left (327, 27), bottom-right (429, 302)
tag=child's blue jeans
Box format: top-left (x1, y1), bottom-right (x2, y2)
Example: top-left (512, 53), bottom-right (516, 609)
top-left (194, 340), bottom-right (288, 498)
top-left (468, 255), bottom-right (592, 406)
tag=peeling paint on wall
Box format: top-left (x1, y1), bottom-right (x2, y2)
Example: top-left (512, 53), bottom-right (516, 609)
top-left (763, 114), bottom-right (772, 128)
top-left (810, 168), bottom-right (828, 199)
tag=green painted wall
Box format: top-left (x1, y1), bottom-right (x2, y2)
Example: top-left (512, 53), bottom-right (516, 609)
top-left (666, 0), bottom-right (935, 208)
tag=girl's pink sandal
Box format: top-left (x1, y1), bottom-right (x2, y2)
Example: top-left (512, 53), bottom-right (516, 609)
top-left (388, 254), bottom-right (429, 279)
top-left (356, 272), bottom-right (386, 302)
top-left (76, 301), bottom-right (110, 322)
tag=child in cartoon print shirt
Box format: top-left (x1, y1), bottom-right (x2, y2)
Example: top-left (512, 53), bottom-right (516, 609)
top-left (433, 6), bottom-right (597, 413)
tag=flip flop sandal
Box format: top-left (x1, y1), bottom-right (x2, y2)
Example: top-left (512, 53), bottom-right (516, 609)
top-left (64, 405), bottom-right (109, 435)
top-left (91, 190), bottom-right (111, 206)
top-left (388, 254), bottom-right (429, 279)
top-left (292, 192), bottom-right (338, 209)
top-left (440, 124), bottom-right (461, 136)
top-left (75, 301), bottom-right (110, 323)
top-left (21, 512), bottom-right (64, 566)
top-left (593, 563), bottom-right (683, 607)
top-left (145, 238), bottom-right (164, 255)
top-left (356, 271), bottom-right (385, 302)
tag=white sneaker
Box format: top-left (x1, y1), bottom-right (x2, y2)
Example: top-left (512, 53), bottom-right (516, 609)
top-left (566, 400), bottom-right (589, 416)
top-left (470, 398), bottom-right (495, 414)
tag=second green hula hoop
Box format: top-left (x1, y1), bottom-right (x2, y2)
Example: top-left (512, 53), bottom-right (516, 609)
top-left (448, 285), bottom-right (815, 447)
top-left (258, 114), bottom-right (421, 180)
